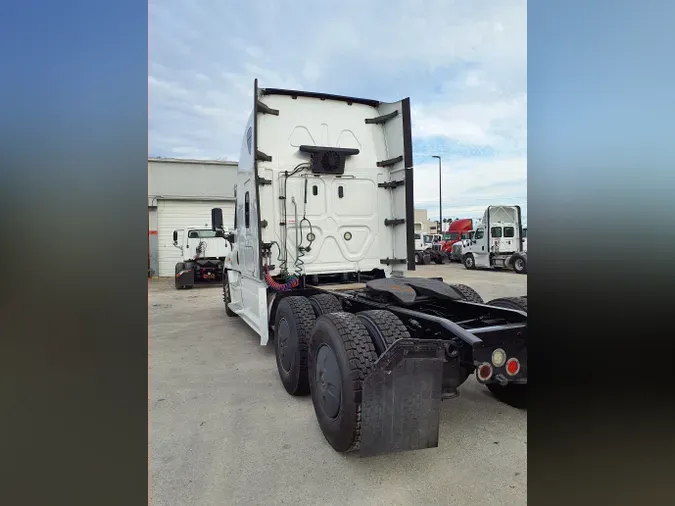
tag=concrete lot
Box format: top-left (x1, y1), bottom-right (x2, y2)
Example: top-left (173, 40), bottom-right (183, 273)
top-left (150, 264), bottom-right (527, 506)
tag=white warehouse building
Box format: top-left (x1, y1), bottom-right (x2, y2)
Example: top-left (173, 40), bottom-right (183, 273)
top-left (148, 157), bottom-right (238, 277)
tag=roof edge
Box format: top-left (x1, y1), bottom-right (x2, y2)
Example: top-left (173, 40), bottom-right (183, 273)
top-left (260, 87), bottom-right (384, 108)
top-left (148, 157), bottom-right (238, 166)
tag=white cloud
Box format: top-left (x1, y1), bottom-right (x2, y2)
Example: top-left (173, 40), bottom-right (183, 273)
top-left (149, 0), bottom-right (526, 209)
top-left (413, 156), bottom-right (527, 222)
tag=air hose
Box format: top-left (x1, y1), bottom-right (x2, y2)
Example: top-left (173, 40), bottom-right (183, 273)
top-left (264, 263), bottom-right (299, 291)
top-left (295, 178), bottom-right (315, 277)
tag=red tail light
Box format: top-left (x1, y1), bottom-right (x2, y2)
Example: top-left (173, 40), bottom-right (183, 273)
top-left (506, 358), bottom-right (520, 376)
top-left (477, 363), bottom-right (493, 381)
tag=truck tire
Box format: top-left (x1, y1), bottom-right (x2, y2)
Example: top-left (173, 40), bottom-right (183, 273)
top-left (463, 254), bottom-right (476, 270)
top-left (357, 310), bottom-right (410, 356)
top-left (174, 262), bottom-right (185, 289)
top-left (512, 254), bottom-right (527, 274)
top-left (433, 253), bottom-right (450, 264)
top-left (484, 296), bottom-right (527, 408)
top-left (308, 293), bottom-right (343, 316)
top-left (309, 312), bottom-right (378, 452)
top-left (274, 296), bottom-right (316, 396)
top-left (422, 253), bottom-right (432, 265)
top-left (415, 252), bottom-right (423, 265)
top-left (447, 284), bottom-right (484, 304)
top-left (222, 272), bottom-right (237, 317)
top-left (487, 296), bottom-right (528, 313)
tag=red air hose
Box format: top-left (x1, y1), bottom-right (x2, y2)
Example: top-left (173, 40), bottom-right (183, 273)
top-left (264, 264), bottom-right (299, 291)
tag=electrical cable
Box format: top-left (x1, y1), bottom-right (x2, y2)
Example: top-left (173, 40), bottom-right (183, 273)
top-left (292, 197), bottom-right (304, 277)
top-left (296, 177), bottom-right (315, 277)
top-left (280, 163), bottom-right (310, 276)
top-left (263, 261), bottom-right (299, 291)
top-left (267, 240), bottom-right (283, 265)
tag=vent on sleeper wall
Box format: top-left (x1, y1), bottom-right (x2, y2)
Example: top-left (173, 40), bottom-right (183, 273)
top-left (298, 145), bottom-right (360, 175)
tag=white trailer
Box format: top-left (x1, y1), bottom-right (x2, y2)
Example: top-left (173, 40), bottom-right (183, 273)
top-left (462, 205), bottom-right (527, 274)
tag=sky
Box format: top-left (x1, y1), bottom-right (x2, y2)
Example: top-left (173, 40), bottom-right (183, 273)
top-left (149, 0), bottom-right (526, 224)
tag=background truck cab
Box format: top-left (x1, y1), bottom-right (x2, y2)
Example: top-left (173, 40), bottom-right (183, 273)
top-left (462, 205), bottom-right (527, 274)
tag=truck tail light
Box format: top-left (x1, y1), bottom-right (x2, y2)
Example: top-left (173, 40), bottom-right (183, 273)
top-left (491, 348), bottom-right (506, 368)
top-left (506, 358), bottom-right (520, 376)
top-left (477, 363), bottom-right (493, 381)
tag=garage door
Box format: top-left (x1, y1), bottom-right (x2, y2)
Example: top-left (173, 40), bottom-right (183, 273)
top-left (157, 199), bottom-right (235, 276)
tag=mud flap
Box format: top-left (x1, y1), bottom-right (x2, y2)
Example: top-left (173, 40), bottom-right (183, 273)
top-left (359, 338), bottom-right (446, 457)
top-left (175, 269), bottom-right (194, 288)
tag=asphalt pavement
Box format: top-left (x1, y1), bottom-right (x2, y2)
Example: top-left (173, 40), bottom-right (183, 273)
top-left (149, 264), bottom-right (527, 506)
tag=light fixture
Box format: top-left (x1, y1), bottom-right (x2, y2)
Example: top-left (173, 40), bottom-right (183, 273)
top-left (491, 348), bottom-right (506, 368)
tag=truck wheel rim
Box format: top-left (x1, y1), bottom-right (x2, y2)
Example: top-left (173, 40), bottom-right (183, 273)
top-left (277, 318), bottom-right (293, 373)
top-left (515, 259), bottom-right (524, 270)
top-left (315, 343), bottom-right (342, 419)
top-left (467, 257), bottom-right (473, 267)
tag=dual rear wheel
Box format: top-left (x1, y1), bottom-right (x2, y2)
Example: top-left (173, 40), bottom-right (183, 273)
top-left (273, 289), bottom-right (527, 452)
top-left (415, 252), bottom-right (432, 265)
top-left (273, 293), bottom-right (410, 452)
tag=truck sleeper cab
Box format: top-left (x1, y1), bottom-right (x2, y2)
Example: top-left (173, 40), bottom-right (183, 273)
top-left (215, 81), bottom-right (528, 456)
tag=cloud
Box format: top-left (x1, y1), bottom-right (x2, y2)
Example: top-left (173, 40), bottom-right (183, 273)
top-left (413, 156), bottom-right (527, 222)
top-left (149, 0), bottom-right (526, 215)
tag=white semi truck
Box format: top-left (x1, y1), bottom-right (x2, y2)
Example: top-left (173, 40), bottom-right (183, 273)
top-left (461, 205), bottom-right (527, 274)
top-left (172, 225), bottom-right (232, 289)
top-left (211, 81), bottom-right (528, 456)
top-left (413, 233), bottom-right (448, 265)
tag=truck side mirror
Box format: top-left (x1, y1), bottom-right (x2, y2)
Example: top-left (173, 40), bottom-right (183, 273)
top-left (211, 208), bottom-right (223, 231)
top-left (172, 231), bottom-right (178, 244)
top-left (225, 232), bottom-right (235, 244)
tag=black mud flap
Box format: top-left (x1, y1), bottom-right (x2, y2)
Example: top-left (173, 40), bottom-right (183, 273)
top-left (175, 268), bottom-right (195, 288)
top-left (359, 339), bottom-right (445, 457)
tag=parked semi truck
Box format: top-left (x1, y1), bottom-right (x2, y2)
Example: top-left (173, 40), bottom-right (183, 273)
top-left (413, 233), bottom-right (449, 265)
top-left (449, 231), bottom-right (475, 262)
top-left (442, 218), bottom-right (473, 261)
top-left (214, 81), bottom-right (528, 456)
top-left (173, 225), bottom-right (232, 289)
top-left (462, 206), bottom-right (527, 274)
top-left (413, 233), bottom-right (432, 265)
top-left (424, 233), bottom-right (450, 264)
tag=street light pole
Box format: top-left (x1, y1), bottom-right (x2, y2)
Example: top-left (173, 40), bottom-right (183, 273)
top-left (432, 155), bottom-right (442, 233)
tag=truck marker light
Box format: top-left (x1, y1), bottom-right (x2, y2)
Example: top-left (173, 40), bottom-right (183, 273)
top-left (491, 348), bottom-right (506, 368)
top-left (343, 231), bottom-right (352, 241)
top-left (477, 363), bottom-right (493, 381)
top-left (506, 358), bottom-right (520, 376)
